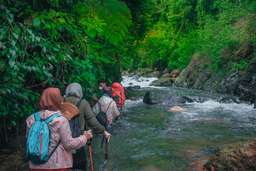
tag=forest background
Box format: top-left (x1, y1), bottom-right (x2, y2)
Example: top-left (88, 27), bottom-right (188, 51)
top-left (0, 0), bottom-right (256, 145)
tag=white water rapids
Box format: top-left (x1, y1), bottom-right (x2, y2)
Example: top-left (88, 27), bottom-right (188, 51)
top-left (121, 75), bottom-right (158, 88)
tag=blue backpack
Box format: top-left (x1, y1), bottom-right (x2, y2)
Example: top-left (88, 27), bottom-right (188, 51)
top-left (26, 112), bottom-right (61, 164)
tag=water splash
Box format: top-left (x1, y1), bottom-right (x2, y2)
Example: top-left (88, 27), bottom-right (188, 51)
top-left (121, 75), bottom-right (158, 88)
top-left (124, 99), bottom-right (143, 109)
top-left (188, 100), bottom-right (255, 113)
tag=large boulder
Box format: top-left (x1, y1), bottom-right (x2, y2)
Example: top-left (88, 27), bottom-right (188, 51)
top-left (143, 91), bottom-right (157, 105)
top-left (162, 95), bottom-right (194, 107)
top-left (218, 60), bottom-right (256, 102)
top-left (219, 72), bottom-right (240, 94)
top-left (175, 53), bottom-right (212, 89)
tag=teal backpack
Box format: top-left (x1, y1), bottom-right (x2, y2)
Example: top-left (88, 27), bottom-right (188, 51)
top-left (26, 112), bottom-right (61, 164)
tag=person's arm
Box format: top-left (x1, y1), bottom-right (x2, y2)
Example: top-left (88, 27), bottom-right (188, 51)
top-left (58, 117), bottom-right (87, 151)
top-left (83, 100), bottom-right (105, 134)
top-left (78, 101), bottom-right (86, 132)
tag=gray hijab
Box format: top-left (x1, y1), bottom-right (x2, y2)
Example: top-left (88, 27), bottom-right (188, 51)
top-left (65, 83), bottom-right (83, 99)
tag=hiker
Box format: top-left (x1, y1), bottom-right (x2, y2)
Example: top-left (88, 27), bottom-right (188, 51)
top-left (111, 82), bottom-right (126, 111)
top-left (65, 83), bottom-right (111, 136)
top-left (93, 82), bottom-right (120, 131)
top-left (26, 87), bottom-right (93, 171)
top-left (98, 80), bottom-right (112, 96)
top-left (64, 83), bottom-right (111, 170)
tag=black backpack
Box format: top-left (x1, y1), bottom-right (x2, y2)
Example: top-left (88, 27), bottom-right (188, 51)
top-left (68, 99), bottom-right (87, 170)
top-left (96, 101), bottom-right (113, 130)
top-left (69, 99), bottom-right (83, 138)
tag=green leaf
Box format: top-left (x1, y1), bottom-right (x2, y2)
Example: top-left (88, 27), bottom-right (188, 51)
top-left (33, 18), bottom-right (41, 27)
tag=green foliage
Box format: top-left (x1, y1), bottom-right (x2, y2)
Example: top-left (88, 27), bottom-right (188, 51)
top-left (123, 0), bottom-right (256, 72)
top-left (0, 0), bottom-right (131, 142)
top-left (230, 60), bottom-right (249, 72)
top-left (1, 0), bottom-right (256, 144)
top-left (75, 0), bottom-right (131, 46)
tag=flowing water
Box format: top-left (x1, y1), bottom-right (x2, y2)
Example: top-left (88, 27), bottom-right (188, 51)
top-left (92, 76), bottom-right (256, 171)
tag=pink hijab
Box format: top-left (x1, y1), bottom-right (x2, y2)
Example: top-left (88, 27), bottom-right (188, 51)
top-left (39, 87), bottom-right (63, 111)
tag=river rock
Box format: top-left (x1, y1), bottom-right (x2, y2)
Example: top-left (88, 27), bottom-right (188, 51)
top-left (162, 72), bottom-right (171, 78)
top-left (219, 72), bottom-right (240, 94)
top-left (170, 69), bottom-right (180, 78)
top-left (147, 71), bottom-right (160, 77)
top-left (204, 140), bottom-right (256, 171)
top-left (162, 96), bottom-right (189, 106)
top-left (143, 91), bottom-right (157, 105)
top-left (126, 85), bottom-right (141, 90)
top-left (168, 106), bottom-right (186, 112)
top-left (162, 68), bottom-right (169, 74)
top-left (218, 96), bottom-right (240, 103)
top-left (235, 42), bottom-right (254, 59)
top-left (150, 77), bottom-right (175, 86)
top-left (216, 58), bottom-right (256, 104)
top-left (124, 86), bottom-right (144, 100)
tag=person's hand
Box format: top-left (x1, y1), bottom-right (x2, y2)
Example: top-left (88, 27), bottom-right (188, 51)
top-left (104, 130), bottom-right (111, 143)
top-left (84, 130), bottom-right (93, 140)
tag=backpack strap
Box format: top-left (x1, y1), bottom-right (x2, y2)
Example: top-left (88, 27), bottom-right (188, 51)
top-left (45, 113), bottom-right (61, 124)
top-left (106, 101), bottom-right (113, 113)
top-left (98, 100), bottom-right (113, 113)
top-left (76, 99), bottom-right (83, 108)
top-left (33, 112), bottom-right (41, 121)
top-left (48, 141), bottom-right (61, 160)
top-left (45, 112), bottom-right (61, 159)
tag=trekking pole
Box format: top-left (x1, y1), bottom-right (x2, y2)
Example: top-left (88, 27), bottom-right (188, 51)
top-left (104, 137), bottom-right (108, 161)
top-left (88, 140), bottom-right (94, 171)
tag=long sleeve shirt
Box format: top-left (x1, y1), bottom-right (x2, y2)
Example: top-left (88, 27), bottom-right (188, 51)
top-left (65, 96), bottom-right (105, 134)
top-left (26, 110), bottom-right (87, 169)
top-left (93, 95), bottom-right (120, 125)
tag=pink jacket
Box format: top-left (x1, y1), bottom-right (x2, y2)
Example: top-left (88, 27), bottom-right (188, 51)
top-left (26, 110), bottom-right (87, 169)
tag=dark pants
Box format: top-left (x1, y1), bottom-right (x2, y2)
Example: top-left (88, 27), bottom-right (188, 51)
top-left (72, 146), bottom-right (87, 171)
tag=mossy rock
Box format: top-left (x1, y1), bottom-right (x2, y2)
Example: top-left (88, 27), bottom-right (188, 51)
top-left (175, 53), bottom-right (212, 89)
top-left (204, 140), bottom-right (256, 171)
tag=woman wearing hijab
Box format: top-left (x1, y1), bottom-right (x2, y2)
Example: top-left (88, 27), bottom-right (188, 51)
top-left (64, 83), bottom-right (111, 169)
top-left (26, 87), bottom-right (93, 171)
top-left (65, 83), bottom-right (111, 137)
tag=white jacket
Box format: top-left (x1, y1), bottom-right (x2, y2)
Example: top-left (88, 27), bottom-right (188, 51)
top-left (93, 95), bottom-right (120, 125)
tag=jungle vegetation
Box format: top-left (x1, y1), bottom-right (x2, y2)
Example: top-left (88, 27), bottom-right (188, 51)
top-left (0, 0), bottom-right (255, 145)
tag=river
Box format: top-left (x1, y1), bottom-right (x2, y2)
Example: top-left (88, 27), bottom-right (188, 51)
top-left (92, 75), bottom-right (256, 171)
